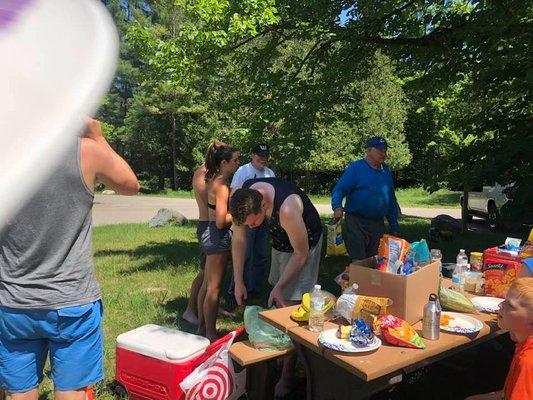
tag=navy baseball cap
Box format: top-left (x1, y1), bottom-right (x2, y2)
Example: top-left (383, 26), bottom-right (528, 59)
top-left (252, 143), bottom-right (269, 156)
top-left (366, 136), bottom-right (388, 150)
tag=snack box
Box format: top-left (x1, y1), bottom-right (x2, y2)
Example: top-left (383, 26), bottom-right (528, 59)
top-left (115, 324), bottom-right (217, 399)
top-left (483, 247), bottom-right (522, 298)
top-left (349, 258), bottom-right (441, 324)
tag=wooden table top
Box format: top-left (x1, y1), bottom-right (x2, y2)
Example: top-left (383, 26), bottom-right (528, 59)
top-left (260, 306), bottom-right (505, 381)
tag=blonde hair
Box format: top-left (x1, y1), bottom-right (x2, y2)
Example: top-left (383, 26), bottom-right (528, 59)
top-left (509, 277), bottom-right (533, 310)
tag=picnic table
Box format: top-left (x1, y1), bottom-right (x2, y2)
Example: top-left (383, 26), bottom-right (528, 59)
top-left (259, 301), bottom-right (506, 400)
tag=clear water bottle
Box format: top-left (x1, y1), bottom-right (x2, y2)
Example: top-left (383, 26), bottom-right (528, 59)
top-left (422, 293), bottom-right (441, 340)
top-left (308, 284), bottom-right (325, 332)
top-left (452, 249), bottom-right (468, 293)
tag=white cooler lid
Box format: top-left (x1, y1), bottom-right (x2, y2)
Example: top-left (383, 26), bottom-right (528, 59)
top-left (116, 324), bottom-right (211, 362)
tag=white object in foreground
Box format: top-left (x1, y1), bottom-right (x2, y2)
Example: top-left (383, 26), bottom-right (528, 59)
top-left (0, 0), bottom-right (118, 228)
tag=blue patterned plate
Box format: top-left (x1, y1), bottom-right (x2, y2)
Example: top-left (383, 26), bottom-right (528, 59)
top-left (470, 296), bottom-right (504, 313)
top-left (318, 329), bottom-right (381, 353)
top-left (440, 312), bottom-right (483, 334)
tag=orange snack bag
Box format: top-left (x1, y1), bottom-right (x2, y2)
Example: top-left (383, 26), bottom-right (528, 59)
top-left (377, 234), bottom-right (411, 273)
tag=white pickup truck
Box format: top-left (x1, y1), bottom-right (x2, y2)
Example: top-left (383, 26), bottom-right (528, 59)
top-left (460, 183), bottom-right (514, 230)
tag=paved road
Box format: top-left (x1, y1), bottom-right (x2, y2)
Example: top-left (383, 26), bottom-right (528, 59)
top-left (92, 194), bottom-right (461, 226)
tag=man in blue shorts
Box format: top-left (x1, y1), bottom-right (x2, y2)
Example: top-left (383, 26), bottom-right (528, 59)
top-left (0, 118), bottom-right (139, 400)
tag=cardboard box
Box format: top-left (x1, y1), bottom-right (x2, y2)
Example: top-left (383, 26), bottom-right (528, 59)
top-left (349, 258), bottom-right (441, 324)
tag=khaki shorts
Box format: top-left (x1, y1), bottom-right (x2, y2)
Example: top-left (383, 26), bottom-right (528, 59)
top-left (268, 235), bottom-right (323, 301)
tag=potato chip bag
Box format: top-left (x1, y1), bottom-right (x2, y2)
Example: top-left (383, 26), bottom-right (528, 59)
top-left (377, 234), bottom-right (411, 273)
top-left (379, 314), bottom-right (426, 349)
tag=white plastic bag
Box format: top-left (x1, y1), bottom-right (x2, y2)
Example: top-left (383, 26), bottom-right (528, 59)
top-left (180, 329), bottom-right (246, 400)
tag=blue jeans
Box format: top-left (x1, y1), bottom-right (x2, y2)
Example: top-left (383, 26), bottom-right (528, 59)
top-left (229, 224), bottom-right (269, 296)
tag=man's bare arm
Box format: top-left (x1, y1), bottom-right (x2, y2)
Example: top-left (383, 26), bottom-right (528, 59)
top-left (81, 118), bottom-right (139, 195)
top-left (232, 224), bottom-right (248, 305)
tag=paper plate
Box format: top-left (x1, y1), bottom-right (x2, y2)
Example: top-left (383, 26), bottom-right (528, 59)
top-left (440, 312), bottom-right (483, 334)
top-left (318, 329), bottom-right (381, 353)
top-left (470, 296), bottom-right (504, 313)
top-left (0, 0), bottom-right (118, 228)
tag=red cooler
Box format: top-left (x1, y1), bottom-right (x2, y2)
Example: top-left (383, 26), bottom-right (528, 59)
top-left (115, 324), bottom-right (215, 399)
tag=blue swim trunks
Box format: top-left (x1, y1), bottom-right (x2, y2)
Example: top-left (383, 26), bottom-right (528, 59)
top-left (0, 301), bottom-right (104, 393)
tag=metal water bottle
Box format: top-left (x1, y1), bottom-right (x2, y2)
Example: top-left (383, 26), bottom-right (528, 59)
top-left (422, 293), bottom-right (441, 340)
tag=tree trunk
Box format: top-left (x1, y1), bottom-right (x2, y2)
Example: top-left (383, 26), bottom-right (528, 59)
top-left (171, 115), bottom-right (178, 191)
top-left (461, 187), bottom-right (470, 233)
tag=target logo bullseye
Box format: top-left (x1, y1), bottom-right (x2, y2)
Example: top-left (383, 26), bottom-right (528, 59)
top-left (185, 361), bottom-right (234, 400)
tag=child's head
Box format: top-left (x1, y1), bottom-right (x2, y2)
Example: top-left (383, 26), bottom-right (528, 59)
top-left (497, 277), bottom-right (533, 342)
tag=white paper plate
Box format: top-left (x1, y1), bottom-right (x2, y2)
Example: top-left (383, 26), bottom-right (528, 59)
top-left (318, 328), bottom-right (381, 353)
top-left (0, 0), bottom-right (118, 228)
top-left (440, 312), bottom-right (483, 334)
top-left (470, 296), bottom-right (504, 313)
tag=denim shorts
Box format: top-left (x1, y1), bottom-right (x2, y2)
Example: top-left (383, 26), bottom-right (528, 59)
top-left (0, 301), bottom-right (104, 393)
top-left (200, 221), bottom-right (232, 255)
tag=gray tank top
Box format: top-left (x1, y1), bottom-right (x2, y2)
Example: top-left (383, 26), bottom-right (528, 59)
top-left (0, 138), bottom-right (101, 309)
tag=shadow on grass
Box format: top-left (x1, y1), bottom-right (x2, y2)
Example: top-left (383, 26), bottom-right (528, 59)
top-left (95, 240), bottom-right (199, 275)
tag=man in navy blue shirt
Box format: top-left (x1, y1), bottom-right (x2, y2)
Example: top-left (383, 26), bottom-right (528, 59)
top-left (331, 136), bottom-right (400, 261)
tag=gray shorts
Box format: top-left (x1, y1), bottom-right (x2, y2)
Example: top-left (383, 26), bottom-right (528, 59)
top-left (196, 221), bottom-right (209, 270)
top-left (268, 234), bottom-right (323, 301)
top-left (200, 221), bottom-right (232, 255)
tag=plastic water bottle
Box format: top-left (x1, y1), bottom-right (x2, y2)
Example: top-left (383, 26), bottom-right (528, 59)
top-left (308, 284), bottom-right (325, 332)
top-left (452, 249), bottom-right (468, 293)
top-left (422, 293), bottom-right (441, 340)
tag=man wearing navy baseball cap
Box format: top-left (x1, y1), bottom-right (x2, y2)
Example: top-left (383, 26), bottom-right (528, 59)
top-left (331, 136), bottom-right (401, 261)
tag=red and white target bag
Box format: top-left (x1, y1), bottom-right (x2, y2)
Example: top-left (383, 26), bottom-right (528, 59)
top-left (180, 329), bottom-right (245, 400)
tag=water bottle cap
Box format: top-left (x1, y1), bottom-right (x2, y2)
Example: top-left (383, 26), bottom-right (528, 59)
top-left (460, 249), bottom-right (465, 252)
top-left (429, 293), bottom-right (438, 301)
top-left (314, 284), bottom-right (321, 290)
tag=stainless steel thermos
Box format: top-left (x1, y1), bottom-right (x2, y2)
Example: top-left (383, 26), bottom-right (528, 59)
top-left (422, 293), bottom-right (441, 340)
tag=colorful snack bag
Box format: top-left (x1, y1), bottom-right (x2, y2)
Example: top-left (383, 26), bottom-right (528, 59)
top-left (377, 234), bottom-right (411, 274)
top-left (326, 219), bottom-right (348, 257)
top-left (379, 314), bottom-right (426, 349)
top-left (350, 319), bottom-right (374, 347)
top-left (352, 295), bottom-right (390, 333)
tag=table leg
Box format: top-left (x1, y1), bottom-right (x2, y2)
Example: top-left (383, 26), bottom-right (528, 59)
top-left (295, 343), bottom-right (401, 400)
top-left (245, 359), bottom-right (277, 400)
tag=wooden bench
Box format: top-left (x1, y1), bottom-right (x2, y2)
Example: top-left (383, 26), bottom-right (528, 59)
top-left (230, 340), bottom-right (295, 400)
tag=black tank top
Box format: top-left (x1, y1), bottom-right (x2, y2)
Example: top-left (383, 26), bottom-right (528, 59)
top-left (242, 178), bottom-right (322, 252)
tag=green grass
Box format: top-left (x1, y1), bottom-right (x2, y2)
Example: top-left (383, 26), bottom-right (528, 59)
top-left (135, 187), bottom-right (461, 208)
top-left (37, 217), bottom-right (507, 398)
top-left (310, 188), bottom-right (460, 208)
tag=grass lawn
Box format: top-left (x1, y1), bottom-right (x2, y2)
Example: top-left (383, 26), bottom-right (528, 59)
top-left (309, 187), bottom-right (460, 208)
top-left (37, 217), bottom-right (510, 398)
top-left (137, 187), bottom-right (461, 209)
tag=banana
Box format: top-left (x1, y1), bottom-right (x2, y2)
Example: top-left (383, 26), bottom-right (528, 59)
top-left (290, 306), bottom-right (309, 321)
top-left (301, 292), bottom-right (335, 313)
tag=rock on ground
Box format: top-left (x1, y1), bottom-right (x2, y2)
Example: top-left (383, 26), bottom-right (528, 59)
top-left (148, 208), bottom-right (188, 227)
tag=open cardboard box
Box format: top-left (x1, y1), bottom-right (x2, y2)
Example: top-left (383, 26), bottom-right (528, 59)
top-left (348, 257), bottom-right (441, 324)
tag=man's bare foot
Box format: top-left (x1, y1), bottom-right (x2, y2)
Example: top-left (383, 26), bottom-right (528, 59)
top-left (218, 307), bottom-right (236, 317)
top-left (274, 377), bottom-right (292, 399)
top-left (182, 309), bottom-right (199, 325)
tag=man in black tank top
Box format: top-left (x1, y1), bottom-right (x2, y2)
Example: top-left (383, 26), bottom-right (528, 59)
top-left (230, 178), bottom-right (323, 397)
top-left (229, 177), bottom-right (323, 308)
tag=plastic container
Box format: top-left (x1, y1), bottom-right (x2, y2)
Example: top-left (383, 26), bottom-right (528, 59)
top-left (452, 249), bottom-right (468, 293)
top-left (470, 252), bottom-right (483, 272)
top-left (115, 324), bottom-right (231, 400)
top-left (308, 284), bottom-right (325, 332)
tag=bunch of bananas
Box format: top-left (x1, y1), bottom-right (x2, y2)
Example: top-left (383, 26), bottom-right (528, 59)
top-left (290, 292), bottom-right (335, 321)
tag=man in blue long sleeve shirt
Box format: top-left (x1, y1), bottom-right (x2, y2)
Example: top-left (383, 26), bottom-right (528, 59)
top-left (331, 136), bottom-right (400, 261)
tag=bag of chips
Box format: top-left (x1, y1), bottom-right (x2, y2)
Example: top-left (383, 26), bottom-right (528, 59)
top-left (335, 294), bottom-right (390, 333)
top-left (379, 314), bottom-right (426, 349)
top-left (377, 234), bottom-right (411, 273)
top-left (326, 219), bottom-right (348, 257)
